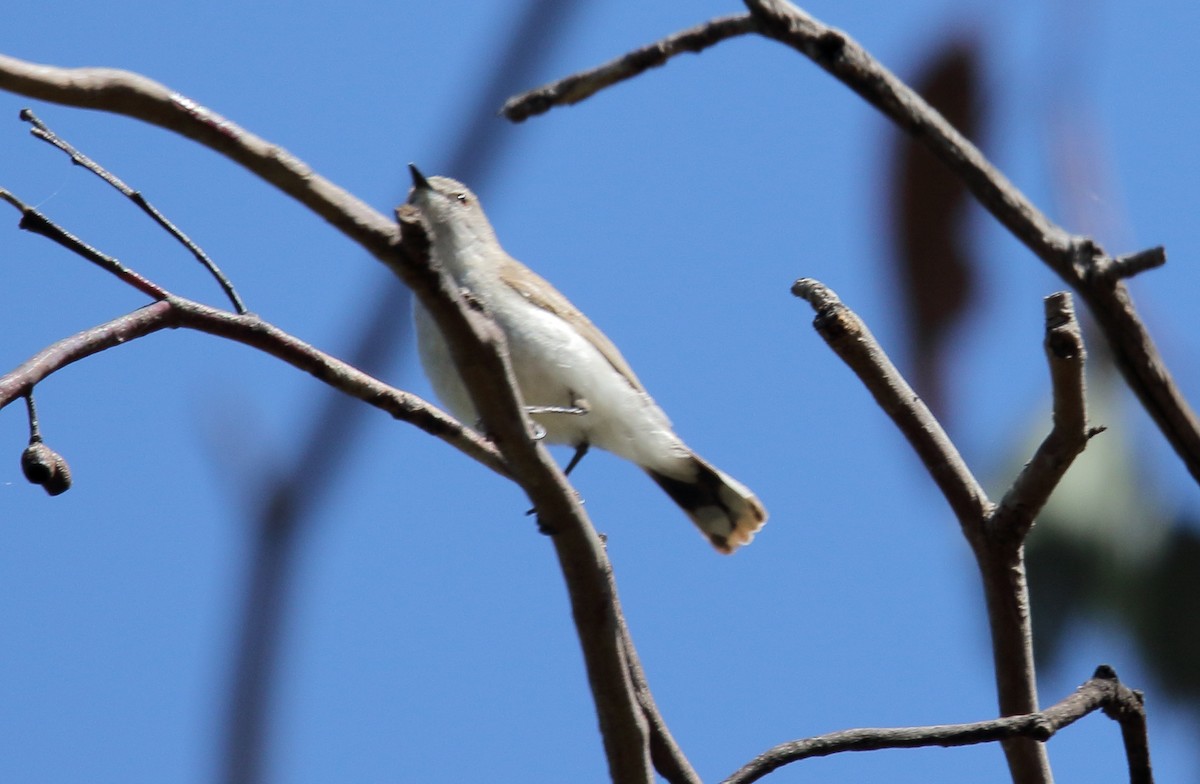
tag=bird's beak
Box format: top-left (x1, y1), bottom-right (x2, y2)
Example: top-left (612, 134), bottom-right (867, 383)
top-left (408, 163), bottom-right (431, 191)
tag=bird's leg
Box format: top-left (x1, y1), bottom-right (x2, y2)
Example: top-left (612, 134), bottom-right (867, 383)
top-left (525, 391), bottom-right (588, 441)
top-left (526, 390), bottom-right (590, 418)
top-left (525, 401), bottom-right (590, 417)
top-left (526, 442), bottom-right (590, 521)
top-left (562, 442), bottom-right (590, 477)
top-left (524, 392), bottom-right (590, 522)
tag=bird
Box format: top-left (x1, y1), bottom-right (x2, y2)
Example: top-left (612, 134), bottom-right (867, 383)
top-left (406, 164), bottom-right (766, 553)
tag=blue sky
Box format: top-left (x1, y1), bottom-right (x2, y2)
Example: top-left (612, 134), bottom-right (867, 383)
top-left (1, 1), bottom-right (1197, 782)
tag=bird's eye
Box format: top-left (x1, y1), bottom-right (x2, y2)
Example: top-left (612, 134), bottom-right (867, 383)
top-left (454, 192), bottom-right (470, 204)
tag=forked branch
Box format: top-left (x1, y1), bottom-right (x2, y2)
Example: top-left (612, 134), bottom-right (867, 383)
top-left (793, 280), bottom-right (1112, 783)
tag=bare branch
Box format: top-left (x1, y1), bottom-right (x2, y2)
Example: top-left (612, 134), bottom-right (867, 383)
top-left (972, 548), bottom-right (1046, 781)
top-left (608, 557), bottom-right (701, 784)
top-left (1094, 247), bottom-right (1167, 282)
top-left (792, 278), bottom-right (1057, 780)
top-left (395, 207), bottom-right (656, 782)
top-left (0, 54), bottom-right (398, 265)
top-left (0, 298), bottom-right (508, 477)
top-left (992, 292), bottom-right (1094, 539)
top-left (791, 278), bottom-right (992, 535)
top-left (502, 15), bottom-right (759, 121)
top-left (19, 109), bottom-right (247, 313)
top-left (740, 0), bottom-right (1200, 485)
top-left (0, 186), bottom-right (505, 474)
top-left (1, 189), bottom-right (170, 300)
top-left (218, 5), bottom-right (595, 780)
top-left (722, 666), bottom-right (1152, 784)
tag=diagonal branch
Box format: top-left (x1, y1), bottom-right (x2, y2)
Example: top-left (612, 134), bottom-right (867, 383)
top-left (607, 558), bottom-right (702, 784)
top-left (791, 278), bottom-right (993, 534)
top-left (1, 189), bottom-right (170, 300)
top-left (217, 4), bottom-right (592, 781)
top-left (395, 206), bottom-right (656, 782)
top-left (502, 14), bottom-right (758, 122)
top-left (0, 54), bottom-right (396, 264)
top-left (20, 108), bottom-right (247, 314)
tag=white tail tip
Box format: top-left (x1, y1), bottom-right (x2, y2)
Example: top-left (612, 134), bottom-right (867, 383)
top-left (645, 454), bottom-right (767, 553)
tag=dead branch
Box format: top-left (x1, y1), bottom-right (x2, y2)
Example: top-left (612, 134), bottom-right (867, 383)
top-left (793, 280), bottom-right (1107, 783)
top-left (0, 298), bottom-right (507, 477)
top-left (723, 665), bottom-right (1151, 784)
top-left (502, 15), bottom-right (757, 121)
top-left (19, 109), bottom-right (247, 314)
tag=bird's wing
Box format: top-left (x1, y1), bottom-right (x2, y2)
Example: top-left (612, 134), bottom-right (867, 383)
top-left (498, 254), bottom-right (648, 394)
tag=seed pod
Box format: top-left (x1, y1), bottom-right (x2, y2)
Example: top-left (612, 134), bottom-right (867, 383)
top-left (21, 441), bottom-right (72, 496)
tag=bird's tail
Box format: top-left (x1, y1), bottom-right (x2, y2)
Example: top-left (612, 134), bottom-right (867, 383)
top-left (645, 453), bottom-right (767, 553)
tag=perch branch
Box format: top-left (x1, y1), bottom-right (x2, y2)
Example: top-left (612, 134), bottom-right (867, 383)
top-left (219, 5), bottom-right (596, 782)
top-left (607, 557), bottom-right (702, 784)
top-left (0, 55), bottom-right (657, 781)
top-left (395, 206), bottom-right (656, 782)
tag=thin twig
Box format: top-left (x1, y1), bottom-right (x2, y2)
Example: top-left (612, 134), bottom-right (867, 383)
top-left (19, 108), bottom-right (248, 313)
top-left (1094, 247), bottom-right (1167, 282)
top-left (23, 391), bottom-right (40, 442)
top-left (0, 54), bottom-right (396, 264)
top-left (1, 189), bottom-right (169, 300)
top-left (722, 665), bottom-right (1151, 784)
top-left (0, 188), bottom-right (501, 471)
top-left (502, 14), bottom-right (758, 121)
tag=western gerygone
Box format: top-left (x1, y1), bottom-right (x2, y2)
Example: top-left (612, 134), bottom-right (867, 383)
top-left (407, 165), bottom-right (766, 553)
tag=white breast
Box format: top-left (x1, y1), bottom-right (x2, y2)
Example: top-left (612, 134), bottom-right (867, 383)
top-left (414, 290), bottom-right (689, 474)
